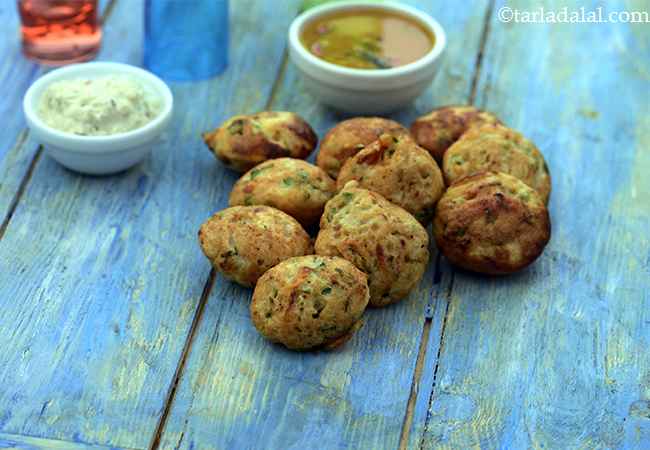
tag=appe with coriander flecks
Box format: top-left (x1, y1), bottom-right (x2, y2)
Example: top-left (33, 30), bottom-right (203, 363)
top-left (229, 158), bottom-right (335, 227)
top-left (315, 182), bottom-right (429, 307)
top-left (433, 171), bottom-right (551, 275)
top-left (337, 133), bottom-right (445, 223)
top-left (203, 111), bottom-right (318, 172)
top-left (198, 205), bottom-right (312, 287)
top-left (317, 117), bottom-right (408, 178)
top-left (250, 255), bottom-right (369, 351)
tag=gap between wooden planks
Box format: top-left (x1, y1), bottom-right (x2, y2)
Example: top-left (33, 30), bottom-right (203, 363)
top-left (401, 1), bottom-right (496, 449)
top-left (146, 49), bottom-right (293, 450)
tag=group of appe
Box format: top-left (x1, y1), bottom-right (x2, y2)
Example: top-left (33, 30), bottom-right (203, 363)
top-left (198, 106), bottom-right (552, 351)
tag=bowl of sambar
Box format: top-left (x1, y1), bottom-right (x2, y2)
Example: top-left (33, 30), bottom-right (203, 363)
top-left (288, 1), bottom-right (446, 114)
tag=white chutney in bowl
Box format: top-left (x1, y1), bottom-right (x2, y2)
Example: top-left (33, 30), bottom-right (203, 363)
top-left (23, 62), bottom-right (173, 175)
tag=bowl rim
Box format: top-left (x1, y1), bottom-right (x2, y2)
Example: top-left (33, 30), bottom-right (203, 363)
top-left (23, 61), bottom-right (174, 153)
top-left (288, 0), bottom-right (447, 80)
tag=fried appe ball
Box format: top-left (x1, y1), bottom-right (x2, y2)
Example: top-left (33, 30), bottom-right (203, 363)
top-left (316, 117), bottom-right (408, 178)
top-left (433, 171), bottom-right (551, 275)
top-left (198, 206), bottom-right (312, 287)
top-left (410, 105), bottom-right (502, 162)
top-left (203, 111), bottom-right (318, 172)
top-left (443, 123), bottom-right (551, 203)
top-left (315, 182), bottom-right (429, 307)
top-left (229, 158), bottom-right (336, 226)
top-left (250, 255), bottom-right (369, 350)
top-left (337, 133), bottom-right (445, 223)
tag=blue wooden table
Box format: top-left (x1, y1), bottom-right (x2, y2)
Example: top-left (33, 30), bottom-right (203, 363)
top-left (1, 1), bottom-right (648, 449)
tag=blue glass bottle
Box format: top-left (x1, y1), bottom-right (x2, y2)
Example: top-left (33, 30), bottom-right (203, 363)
top-left (144, 0), bottom-right (229, 81)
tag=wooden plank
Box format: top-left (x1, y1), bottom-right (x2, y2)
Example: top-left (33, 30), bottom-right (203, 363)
top-left (0, 432), bottom-right (135, 450)
top-left (0, 1), bottom-right (294, 448)
top-left (0, 3), bottom-right (44, 166)
top-left (401, 4), bottom-right (497, 448)
top-left (415, 0), bottom-right (650, 448)
top-left (157, 2), bottom-right (492, 449)
top-left (0, 1), bottom-right (112, 220)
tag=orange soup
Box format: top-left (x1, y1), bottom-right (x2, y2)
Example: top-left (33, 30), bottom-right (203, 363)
top-left (301, 9), bottom-right (434, 70)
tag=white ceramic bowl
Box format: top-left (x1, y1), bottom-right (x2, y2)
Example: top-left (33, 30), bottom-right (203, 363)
top-left (288, 1), bottom-right (446, 114)
top-left (23, 62), bottom-right (173, 175)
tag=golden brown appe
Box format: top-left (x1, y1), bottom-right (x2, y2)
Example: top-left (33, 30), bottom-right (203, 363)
top-left (203, 111), bottom-right (318, 172)
top-left (315, 182), bottom-right (429, 307)
top-left (250, 255), bottom-right (369, 351)
top-left (337, 133), bottom-right (445, 223)
top-left (316, 117), bottom-right (408, 178)
top-left (443, 123), bottom-right (551, 203)
top-left (198, 206), bottom-right (312, 287)
top-left (410, 105), bottom-right (501, 162)
top-left (229, 158), bottom-right (336, 226)
top-left (433, 171), bottom-right (551, 275)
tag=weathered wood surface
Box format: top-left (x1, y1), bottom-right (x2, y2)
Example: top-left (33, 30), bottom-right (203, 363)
top-left (411, 0), bottom-right (650, 449)
top-left (0, 0), bottom-right (649, 449)
top-left (0, 2), bottom-right (40, 223)
top-left (0, 0), bottom-right (110, 225)
top-left (0, 0), bottom-right (297, 448)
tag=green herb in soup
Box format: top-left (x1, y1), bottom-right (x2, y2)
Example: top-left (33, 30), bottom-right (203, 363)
top-left (301, 10), bottom-right (434, 69)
